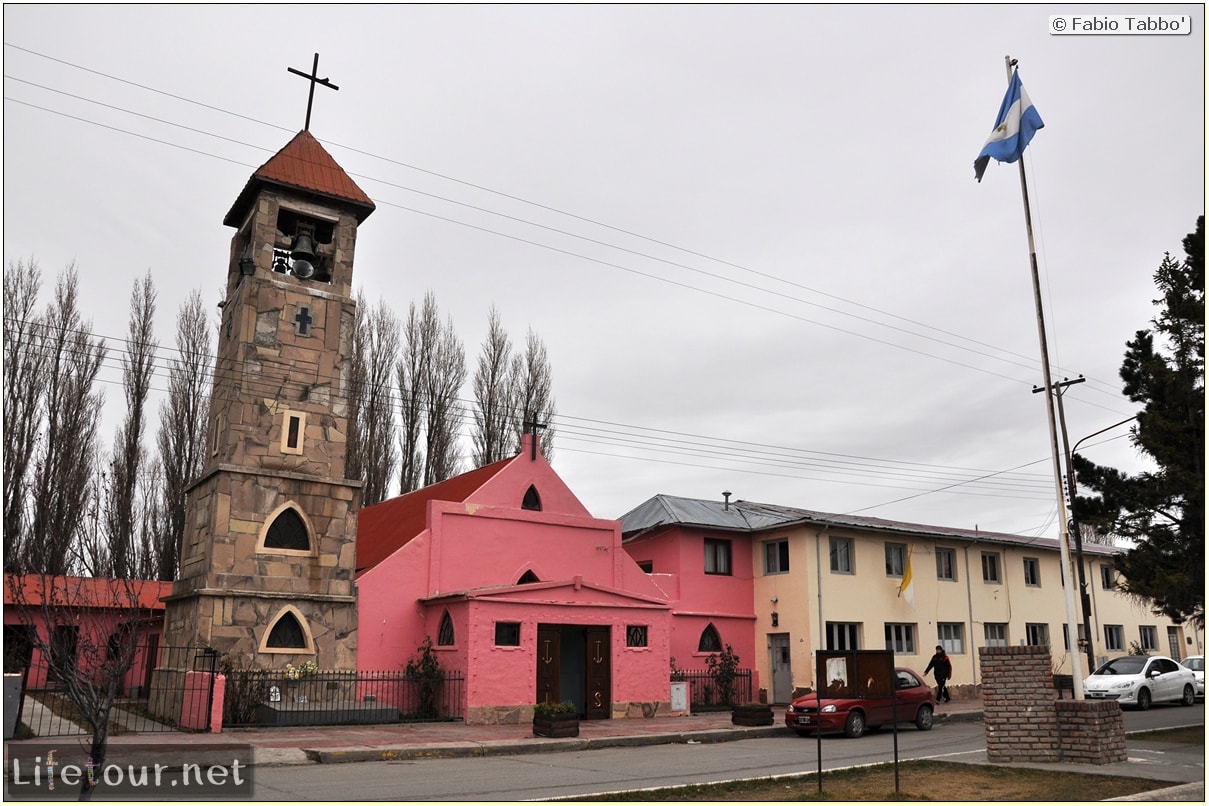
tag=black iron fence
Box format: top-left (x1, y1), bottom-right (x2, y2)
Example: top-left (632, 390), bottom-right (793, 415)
top-left (14, 644), bottom-right (213, 737)
top-left (674, 668), bottom-right (754, 708)
top-left (221, 669), bottom-right (465, 728)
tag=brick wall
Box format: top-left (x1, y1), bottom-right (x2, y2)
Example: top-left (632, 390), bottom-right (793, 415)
top-left (979, 645), bottom-right (1126, 764)
top-left (981, 645), bottom-right (1061, 762)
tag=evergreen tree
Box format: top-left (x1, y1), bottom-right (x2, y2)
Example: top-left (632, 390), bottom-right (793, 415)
top-left (1072, 215), bottom-right (1204, 625)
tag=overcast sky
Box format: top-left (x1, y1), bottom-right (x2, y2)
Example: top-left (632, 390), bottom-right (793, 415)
top-left (3, 5), bottom-right (1204, 538)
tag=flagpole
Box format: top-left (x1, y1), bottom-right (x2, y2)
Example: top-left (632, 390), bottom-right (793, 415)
top-left (1005, 54), bottom-right (1085, 698)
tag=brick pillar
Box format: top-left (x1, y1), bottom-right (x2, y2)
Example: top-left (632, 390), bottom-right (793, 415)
top-left (979, 645), bottom-right (1060, 762)
top-left (1055, 700), bottom-right (1128, 763)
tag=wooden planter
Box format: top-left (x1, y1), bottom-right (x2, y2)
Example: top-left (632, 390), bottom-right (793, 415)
top-left (731, 703), bottom-right (774, 726)
top-left (533, 712), bottom-right (580, 738)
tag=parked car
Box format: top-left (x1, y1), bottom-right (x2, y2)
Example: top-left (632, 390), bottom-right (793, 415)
top-left (784, 667), bottom-right (933, 738)
top-left (1082, 655), bottom-right (1197, 710)
top-left (1179, 655), bottom-right (1204, 699)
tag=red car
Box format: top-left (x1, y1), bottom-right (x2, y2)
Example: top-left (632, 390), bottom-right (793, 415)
top-left (784, 667), bottom-right (935, 738)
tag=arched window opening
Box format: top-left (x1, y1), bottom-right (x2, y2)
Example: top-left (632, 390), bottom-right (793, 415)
top-left (264, 507), bottom-right (310, 551)
top-left (517, 570), bottom-right (540, 585)
top-left (522, 485), bottom-right (542, 511)
top-left (698, 623), bottom-right (723, 653)
top-left (266, 611), bottom-right (307, 649)
top-left (437, 611), bottom-right (455, 646)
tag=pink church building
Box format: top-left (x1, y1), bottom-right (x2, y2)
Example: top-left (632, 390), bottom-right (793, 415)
top-left (355, 435), bottom-right (759, 724)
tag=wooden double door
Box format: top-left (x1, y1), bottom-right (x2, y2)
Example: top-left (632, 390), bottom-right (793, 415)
top-left (536, 625), bottom-right (611, 719)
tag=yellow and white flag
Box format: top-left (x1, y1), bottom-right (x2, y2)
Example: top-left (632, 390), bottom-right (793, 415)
top-left (897, 547), bottom-right (914, 608)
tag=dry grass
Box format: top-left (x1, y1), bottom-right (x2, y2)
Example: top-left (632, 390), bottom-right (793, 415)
top-left (569, 727), bottom-right (1202, 802)
top-left (576, 760), bottom-right (1166, 801)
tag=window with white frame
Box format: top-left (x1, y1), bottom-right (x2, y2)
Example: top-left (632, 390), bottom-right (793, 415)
top-left (884, 543), bottom-right (907, 578)
top-left (764, 539), bottom-right (789, 575)
top-left (981, 551), bottom-right (1001, 583)
top-left (937, 622), bottom-right (963, 653)
top-left (984, 623), bottom-right (1008, 648)
top-left (935, 547), bottom-right (956, 581)
top-left (1100, 564), bottom-right (1117, 590)
top-left (1061, 623), bottom-right (1086, 651)
top-left (1104, 624), bottom-right (1125, 652)
top-left (826, 622), bottom-right (860, 651)
top-left (885, 623), bottom-right (916, 653)
top-left (829, 537), bottom-right (853, 574)
top-left (1025, 622), bottom-right (1050, 647)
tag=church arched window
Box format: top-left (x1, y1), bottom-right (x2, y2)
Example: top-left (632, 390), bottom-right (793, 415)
top-left (517, 570), bottom-right (540, 585)
top-left (522, 485), bottom-right (542, 511)
top-left (263, 506), bottom-right (311, 551)
top-left (698, 623), bottom-right (723, 653)
top-left (437, 611), bottom-right (455, 646)
top-left (265, 610), bottom-right (307, 649)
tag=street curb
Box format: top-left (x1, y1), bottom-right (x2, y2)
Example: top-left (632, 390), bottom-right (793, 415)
top-left (305, 725), bottom-right (792, 764)
top-left (301, 713), bottom-right (986, 765)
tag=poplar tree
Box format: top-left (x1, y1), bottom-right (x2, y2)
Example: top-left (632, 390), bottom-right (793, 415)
top-left (3, 259), bottom-right (45, 569)
top-left (511, 328), bottom-right (557, 462)
top-left (154, 289), bottom-right (212, 581)
top-left (471, 306), bottom-right (517, 467)
top-left (349, 294), bottom-right (400, 505)
top-left (104, 272), bottom-right (157, 578)
top-left (28, 266), bottom-right (107, 575)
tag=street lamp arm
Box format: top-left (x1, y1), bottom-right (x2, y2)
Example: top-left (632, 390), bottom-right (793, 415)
top-left (1072, 416), bottom-right (1138, 457)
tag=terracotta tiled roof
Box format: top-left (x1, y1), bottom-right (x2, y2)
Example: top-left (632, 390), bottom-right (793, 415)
top-left (223, 130), bottom-right (375, 226)
top-left (355, 457), bottom-right (514, 575)
top-left (4, 574), bottom-right (172, 611)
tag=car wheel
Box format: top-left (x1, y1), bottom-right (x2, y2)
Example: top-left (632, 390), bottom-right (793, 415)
top-left (1136, 687), bottom-right (1152, 710)
top-left (915, 703), bottom-right (934, 731)
top-left (843, 710), bottom-right (865, 738)
top-left (1180, 685), bottom-right (1195, 706)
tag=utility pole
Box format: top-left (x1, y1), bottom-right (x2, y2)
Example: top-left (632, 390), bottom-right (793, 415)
top-left (1033, 375), bottom-right (1095, 674)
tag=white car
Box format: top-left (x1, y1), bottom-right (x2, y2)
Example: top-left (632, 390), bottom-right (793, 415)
top-left (1179, 655), bottom-right (1204, 699)
top-left (1083, 655), bottom-right (1197, 710)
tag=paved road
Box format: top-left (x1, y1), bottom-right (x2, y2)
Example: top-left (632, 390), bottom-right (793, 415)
top-left (246, 707), bottom-right (1204, 801)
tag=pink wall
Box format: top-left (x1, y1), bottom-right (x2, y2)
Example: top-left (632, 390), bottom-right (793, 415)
top-left (624, 526), bottom-right (758, 688)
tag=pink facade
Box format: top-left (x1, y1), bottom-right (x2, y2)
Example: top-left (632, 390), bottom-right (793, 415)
top-left (623, 527), bottom-right (758, 689)
top-left (357, 436), bottom-right (697, 723)
top-left (3, 575), bottom-right (169, 693)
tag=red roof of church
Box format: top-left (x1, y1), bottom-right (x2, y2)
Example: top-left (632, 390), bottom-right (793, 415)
top-left (355, 457), bottom-right (514, 575)
top-left (4, 574), bottom-right (172, 611)
top-left (223, 129), bottom-right (375, 227)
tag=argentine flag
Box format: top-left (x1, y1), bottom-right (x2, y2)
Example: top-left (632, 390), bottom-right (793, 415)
top-left (974, 70), bottom-right (1044, 182)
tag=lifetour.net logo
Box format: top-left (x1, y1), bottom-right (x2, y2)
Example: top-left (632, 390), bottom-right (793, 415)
top-left (5, 742), bottom-right (254, 800)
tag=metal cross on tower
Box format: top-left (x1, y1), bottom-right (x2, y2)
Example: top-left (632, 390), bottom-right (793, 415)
top-left (288, 53), bottom-right (339, 130)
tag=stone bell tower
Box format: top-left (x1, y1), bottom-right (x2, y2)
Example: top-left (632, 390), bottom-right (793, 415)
top-left (161, 128), bottom-right (374, 670)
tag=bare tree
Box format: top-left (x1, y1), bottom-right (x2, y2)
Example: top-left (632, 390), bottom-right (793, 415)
top-left (29, 267), bottom-right (107, 576)
top-left (103, 272), bottom-right (157, 578)
top-left (471, 306), bottom-right (516, 467)
top-left (511, 328), bottom-right (557, 462)
top-left (396, 300), bottom-right (427, 494)
top-left (6, 573), bottom-right (162, 799)
top-left (423, 304), bottom-right (465, 485)
top-left (349, 294), bottom-right (400, 505)
top-left (3, 259), bottom-right (46, 569)
top-left (154, 289), bottom-right (212, 581)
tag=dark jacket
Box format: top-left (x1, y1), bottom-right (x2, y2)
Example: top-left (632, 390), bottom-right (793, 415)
top-left (924, 652), bottom-right (952, 680)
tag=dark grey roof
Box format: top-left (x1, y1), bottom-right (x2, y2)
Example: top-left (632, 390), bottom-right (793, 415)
top-left (619, 494), bottom-right (1118, 556)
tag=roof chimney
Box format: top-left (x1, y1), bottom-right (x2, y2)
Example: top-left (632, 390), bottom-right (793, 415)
top-left (722, 490), bottom-right (732, 511)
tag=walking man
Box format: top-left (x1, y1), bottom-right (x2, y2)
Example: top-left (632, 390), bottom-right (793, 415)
top-left (924, 645), bottom-right (952, 703)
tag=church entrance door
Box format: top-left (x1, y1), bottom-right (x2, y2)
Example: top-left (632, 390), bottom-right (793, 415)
top-left (535, 624), bottom-right (611, 719)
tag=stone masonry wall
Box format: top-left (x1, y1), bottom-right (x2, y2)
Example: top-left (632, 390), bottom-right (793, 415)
top-left (979, 645), bottom-right (1127, 764)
